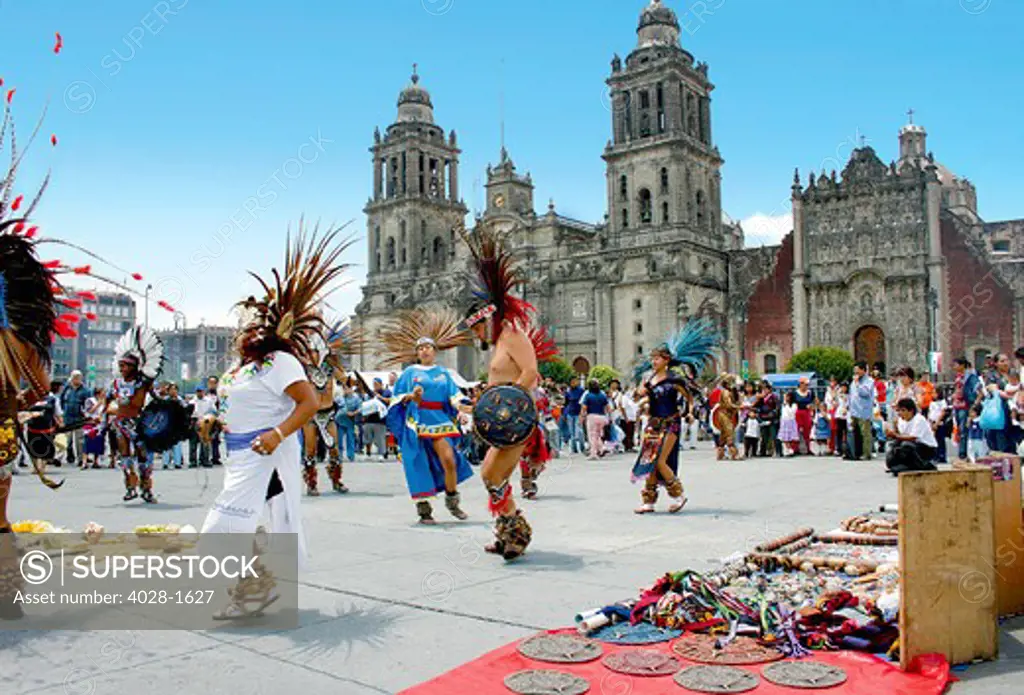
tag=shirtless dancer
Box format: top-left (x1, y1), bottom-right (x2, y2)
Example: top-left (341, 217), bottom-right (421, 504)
top-left (460, 222), bottom-right (540, 560)
top-left (106, 331), bottom-right (161, 503)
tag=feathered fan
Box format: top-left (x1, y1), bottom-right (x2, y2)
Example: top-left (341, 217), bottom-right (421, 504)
top-left (112, 326), bottom-right (165, 380)
top-left (456, 220), bottom-right (534, 340)
top-left (632, 316), bottom-right (720, 384)
top-left (236, 220), bottom-right (355, 367)
top-left (377, 307), bottom-right (471, 369)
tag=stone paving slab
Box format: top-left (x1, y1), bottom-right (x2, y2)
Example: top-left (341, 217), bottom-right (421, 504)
top-left (2, 445), bottom-right (1020, 693)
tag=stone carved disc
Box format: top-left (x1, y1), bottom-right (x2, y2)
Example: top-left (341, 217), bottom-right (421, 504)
top-left (517, 635), bottom-right (603, 664)
top-left (590, 622), bottom-right (682, 644)
top-left (761, 662), bottom-right (848, 689)
top-left (672, 634), bottom-right (785, 665)
top-left (602, 649), bottom-right (680, 676)
top-left (673, 665), bottom-right (760, 693)
top-left (504, 670), bottom-right (590, 695)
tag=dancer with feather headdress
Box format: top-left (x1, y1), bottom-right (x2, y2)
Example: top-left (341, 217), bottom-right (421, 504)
top-left (1, 33), bottom-right (168, 618)
top-left (631, 318), bottom-right (719, 515)
top-left (299, 316), bottom-right (358, 496)
top-left (458, 221), bottom-right (541, 560)
top-left (104, 326), bottom-right (165, 503)
top-left (380, 308), bottom-right (474, 524)
top-left (200, 222), bottom-right (351, 620)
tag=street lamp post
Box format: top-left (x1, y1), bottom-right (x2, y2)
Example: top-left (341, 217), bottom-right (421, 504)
top-left (144, 284), bottom-right (153, 329)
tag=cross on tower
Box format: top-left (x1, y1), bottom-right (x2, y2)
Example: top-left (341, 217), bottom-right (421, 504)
top-left (412, 62), bottom-right (418, 83)
top-left (907, 108), bottom-right (915, 124)
top-left (859, 134), bottom-right (867, 147)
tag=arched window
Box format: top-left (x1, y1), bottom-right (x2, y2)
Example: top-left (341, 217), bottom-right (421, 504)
top-left (621, 207), bottom-right (629, 229)
top-left (660, 167), bottom-right (669, 192)
top-left (695, 190), bottom-right (706, 227)
top-left (401, 248), bottom-right (407, 265)
top-left (386, 238), bottom-right (396, 269)
top-left (974, 348), bottom-right (991, 370)
top-left (433, 236), bottom-right (444, 265)
top-left (400, 220), bottom-right (407, 242)
top-left (375, 253), bottom-right (381, 272)
top-left (662, 201), bottom-right (670, 224)
top-left (639, 188), bottom-right (652, 224)
top-left (763, 354), bottom-right (778, 374)
top-left (619, 174), bottom-right (628, 200)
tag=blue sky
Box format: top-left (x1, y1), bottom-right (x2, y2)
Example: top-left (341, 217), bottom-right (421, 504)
top-left (4, 0), bottom-right (1021, 329)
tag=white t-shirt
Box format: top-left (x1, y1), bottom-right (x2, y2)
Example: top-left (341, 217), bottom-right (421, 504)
top-left (218, 351), bottom-right (307, 434)
top-left (897, 413), bottom-right (938, 448)
top-left (193, 394), bottom-right (219, 418)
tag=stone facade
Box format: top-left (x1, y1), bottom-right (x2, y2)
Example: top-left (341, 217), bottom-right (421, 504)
top-left (353, 1), bottom-right (741, 376)
top-left (352, 0), bottom-right (1024, 379)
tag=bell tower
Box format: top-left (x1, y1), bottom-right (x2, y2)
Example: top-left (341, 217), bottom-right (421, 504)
top-left (603, 0), bottom-right (724, 247)
top-left (365, 65), bottom-right (467, 278)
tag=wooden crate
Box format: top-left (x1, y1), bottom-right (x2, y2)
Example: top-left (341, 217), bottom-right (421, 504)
top-left (968, 455), bottom-right (1024, 616)
top-left (899, 469), bottom-right (998, 669)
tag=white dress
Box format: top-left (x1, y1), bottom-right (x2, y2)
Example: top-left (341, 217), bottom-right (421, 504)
top-left (200, 351), bottom-right (309, 564)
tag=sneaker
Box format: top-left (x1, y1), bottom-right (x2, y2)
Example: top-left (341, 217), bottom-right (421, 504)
top-left (634, 503), bottom-right (656, 515)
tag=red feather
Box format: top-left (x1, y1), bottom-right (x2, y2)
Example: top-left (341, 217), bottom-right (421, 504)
top-left (5, 89), bottom-right (14, 104)
top-left (77, 291), bottom-right (98, 301)
top-left (44, 260), bottom-right (62, 269)
top-left (0, 78), bottom-right (3, 87)
top-left (50, 134), bottom-right (57, 146)
top-left (73, 265), bottom-right (92, 275)
top-left (85, 312), bottom-right (98, 321)
top-left (59, 313), bottom-right (81, 324)
top-left (11, 195), bottom-right (23, 211)
top-left (54, 322), bottom-right (78, 339)
top-left (54, 32), bottom-right (63, 54)
top-left (527, 324), bottom-right (559, 363)
top-left (12, 222), bottom-right (25, 234)
top-left (131, 273), bottom-right (143, 281)
top-left (60, 298), bottom-right (83, 309)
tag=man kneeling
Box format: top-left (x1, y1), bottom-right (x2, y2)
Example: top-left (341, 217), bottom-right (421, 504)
top-left (884, 398), bottom-right (938, 475)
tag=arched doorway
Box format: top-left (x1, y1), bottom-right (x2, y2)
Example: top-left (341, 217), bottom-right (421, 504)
top-left (572, 356), bottom-right (591, 375)
top-left (854, 325), bottom-right (886, 373)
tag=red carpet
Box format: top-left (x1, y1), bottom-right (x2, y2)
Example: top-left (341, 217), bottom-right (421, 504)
top-left (399, 629), bottom-right (952, 695)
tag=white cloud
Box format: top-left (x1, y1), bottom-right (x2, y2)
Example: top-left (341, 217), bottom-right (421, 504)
top-left (740, 212), bottom-right (792, 248)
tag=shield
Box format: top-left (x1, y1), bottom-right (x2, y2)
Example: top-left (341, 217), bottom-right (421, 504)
top-left (473, 384), bottom-right (538, 449)
top-left (137, 398), bottom-right (191, 453)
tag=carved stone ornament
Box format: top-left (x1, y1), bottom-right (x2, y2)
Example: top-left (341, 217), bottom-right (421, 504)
top-left (517, 634), bottom-right (603, 664)
top-left (761, 662), bottom-right (848, 689)
top-left (602, 649), bottom-right (680, 676)
top-left (504, 670), bottom-right (590, 695)
top-left (673, 665), bottom-right (760, 694)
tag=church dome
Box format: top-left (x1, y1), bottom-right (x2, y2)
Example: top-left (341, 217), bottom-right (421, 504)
top-left (639, 0), bottom-right (679, 30)
top-left (396, 67), bottom-right (434, 124)
top-left (636, 0), bottom-right (681, 48)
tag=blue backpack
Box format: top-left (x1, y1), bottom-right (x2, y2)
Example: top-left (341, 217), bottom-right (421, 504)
top-left (979, 393), bottom-right (1006, 431)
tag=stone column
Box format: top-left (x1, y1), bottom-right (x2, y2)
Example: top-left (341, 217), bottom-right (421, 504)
top-left (925, 169), bottom-right (949, 365)
top-left (595, 284), bottom-right (614, 368)
top-left (449, 157), bottom-right (459, 203)
top-left (373, 155), bottom-right (382, 200)
top-left (791, 184), bottom-right (808, 352)
top-left (702, 96), bottom-right (712, 146)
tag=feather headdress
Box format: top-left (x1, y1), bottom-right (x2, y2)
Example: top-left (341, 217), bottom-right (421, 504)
top-left (632, 317), bottom-right (720, 384)
top-left (321, 317), bottom-right (365, 372)
top-left (112, 326), bottom-right (165, 380)
top-left (527, 323), bottom-right (559, 364)
top-left (457, 220), bottom-right (534, 341)
top-left (377, 307), bottom-right (471, 369)
top-left (235, 221), bottom-right (355, 367)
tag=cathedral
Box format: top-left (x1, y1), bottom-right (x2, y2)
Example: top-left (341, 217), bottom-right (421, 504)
top-left (353, 0), bottom-right (1024, 379)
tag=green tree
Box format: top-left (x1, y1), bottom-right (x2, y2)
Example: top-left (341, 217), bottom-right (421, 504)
top-left (539, 358), bottom-right (575, 385)
top-left (786, 347), bottom-right (854, 382)
top-left (588, 364), bottom-right (621, 389)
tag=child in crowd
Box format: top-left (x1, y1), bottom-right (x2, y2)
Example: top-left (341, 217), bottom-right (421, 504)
top-left (967, 404), bottom-right (990, 463)
top-left (812, 403), bottom-right (831, 456)
top-left (872, 405), bottom-right (887, 454)
top-left (778, 392), bottom-right (800, 457)
top-left (743, 414), bottom-right (760, 459)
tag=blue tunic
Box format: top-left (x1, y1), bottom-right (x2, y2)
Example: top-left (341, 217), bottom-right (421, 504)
top-left (386, 365), bottom-right (474, 499)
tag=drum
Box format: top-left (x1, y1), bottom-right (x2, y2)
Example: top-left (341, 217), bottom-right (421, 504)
top-left (137, 398), bottom-right (191, 453)
top-left (473, 384), bottom-right (539, 449)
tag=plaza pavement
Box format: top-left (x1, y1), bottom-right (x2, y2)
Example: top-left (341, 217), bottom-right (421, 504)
top-left (2, 444), bottom-right (1021, 694)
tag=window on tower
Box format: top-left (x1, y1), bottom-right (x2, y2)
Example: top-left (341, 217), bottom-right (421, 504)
top-left (430, 159), bottom-right (439, 198)
top-left (660, 168), bottom-right (669, 192)
top-left (401, 248), bottom-right (407, 266)
top-left (433, 236), bottom-right (444, 265)
top-left (449, 229), bottom-right (456, 258)
top-left (639, 189), bottom-right (652, 224)
top-left (620, 175), bottom-right (628, 200)
top-left (374, 226), bottom-right (381, 248)
top-left (662, 202), bottom-right (670, 224)
top-left (621, 208), bottom-right (629, 229)
top-left (696, 190), bottom-right (706, 227)
top-left (386, 238), bottom-right (396, 269)
top-left (640, 91), bottom-right (650, 109)
top-left (640, 113), bottom-right (651, 138)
